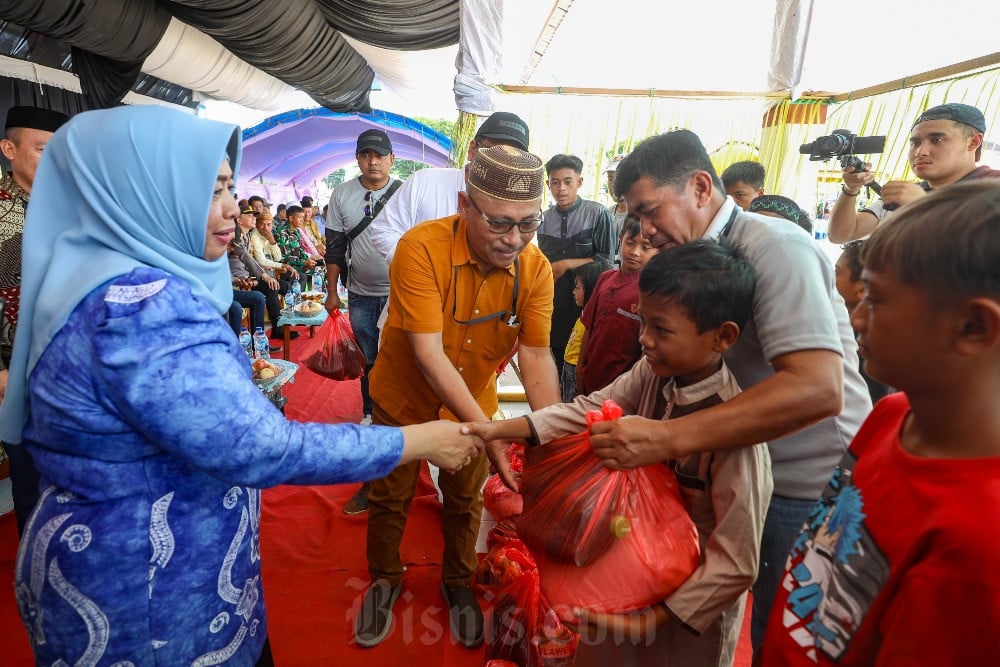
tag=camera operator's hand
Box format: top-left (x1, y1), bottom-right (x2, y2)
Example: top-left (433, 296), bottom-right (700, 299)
top-left (841, 162), bottom-right (874, 194)
top-left (879, 181), bottom-right (926, 210)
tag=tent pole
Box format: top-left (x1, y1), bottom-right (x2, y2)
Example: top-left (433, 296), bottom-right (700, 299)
top-left (827, 52), bottom-right (1000, 103)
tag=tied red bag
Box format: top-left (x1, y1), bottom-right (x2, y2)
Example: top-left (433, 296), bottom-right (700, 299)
top-left (483, 444), bottom-right (525, 519)
top-left (519, 400), bottom-right (701, 622)
top-left (478, 522), bottom-right (578, 667)
top-left (300, 310), bottom-right (367, 380)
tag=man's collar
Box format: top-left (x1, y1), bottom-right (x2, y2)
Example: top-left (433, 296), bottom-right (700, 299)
top-left (703, 196), bottom-right (736, 240)
top-left (0, 172), bottom-right (28, 201)
top-left (554, 196), bottom-right (583, 214)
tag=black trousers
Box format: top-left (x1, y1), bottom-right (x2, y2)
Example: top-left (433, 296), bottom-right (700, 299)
top-left (253, 279), bottom-right (290, 330)
top-left (5, 443), bottom-right (41, 536)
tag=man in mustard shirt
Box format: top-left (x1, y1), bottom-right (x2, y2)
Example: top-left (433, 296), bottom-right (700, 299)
top-left (356, 145), bottom-right (560, 649)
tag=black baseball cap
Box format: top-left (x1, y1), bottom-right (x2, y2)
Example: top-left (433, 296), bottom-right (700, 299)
top-left (913, 103), bottom-right (987, 134)
top-left (356, 129), bottom-right (393, 156)
top-left (475, 112), bottom-right (529, 150)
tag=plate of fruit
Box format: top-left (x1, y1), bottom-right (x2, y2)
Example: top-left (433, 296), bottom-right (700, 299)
top-left (252, 358), bottom-right (281, 380)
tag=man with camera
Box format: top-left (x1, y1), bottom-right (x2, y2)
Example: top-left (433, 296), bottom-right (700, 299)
top-left (828, 103), bottom-right (999, 243)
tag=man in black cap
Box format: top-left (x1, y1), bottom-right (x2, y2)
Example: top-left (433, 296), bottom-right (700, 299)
top-left (829, 102), bottom-right (1000, 243)
top-left (370, 111), bottom-right (530, 263)
top-left (0, 105), bottom-right (70, 535)
top-left (324, 129), bottom-right (401, 512)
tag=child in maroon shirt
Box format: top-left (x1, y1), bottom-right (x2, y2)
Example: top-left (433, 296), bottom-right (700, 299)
top-left (577, 216), bottom-right (657, 394)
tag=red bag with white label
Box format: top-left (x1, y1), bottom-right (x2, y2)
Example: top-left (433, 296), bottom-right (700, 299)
top-left (518, 400), bottom-right (701, 622)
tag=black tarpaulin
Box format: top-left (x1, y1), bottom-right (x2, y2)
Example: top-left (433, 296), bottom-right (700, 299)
top-left (316, 0), bottom-right (459, 50)
top-left (162, 0), bottom-right (375, 112)
top-left (0, 0), bottom-right (461, 113)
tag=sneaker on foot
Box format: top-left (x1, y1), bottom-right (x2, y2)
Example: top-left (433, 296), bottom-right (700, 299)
top-left (440, 582), bottom-right (484, 648)
top-left (360, 414), bottom-right (373, 426)
top-left (354, 579), bottom-right (402, 648)
top-left (269, 327), bottom-right (300, 340)
top-left (343, 481), bottom-right (371, 515)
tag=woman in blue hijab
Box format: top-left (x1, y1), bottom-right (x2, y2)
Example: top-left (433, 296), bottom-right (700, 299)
top-left (0, 106), bottom-right (482, 665)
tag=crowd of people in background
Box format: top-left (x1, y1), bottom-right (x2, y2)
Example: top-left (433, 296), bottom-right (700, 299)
top-left (1, 99), bottom-right (998, 666)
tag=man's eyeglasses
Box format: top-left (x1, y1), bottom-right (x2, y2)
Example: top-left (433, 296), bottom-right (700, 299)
top-left (467, 193), bottom-right (542, 234)
top-left (364, 190), bottom-right (373, 218)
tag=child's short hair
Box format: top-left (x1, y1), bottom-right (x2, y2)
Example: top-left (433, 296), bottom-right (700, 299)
top-left (639, 239), bottom-right (755, 331)
top-left (572, 261), bottom-right (608, 306)
top-left (545, 153), bottom-right (584, 176)
top-left (620, 214), bottom-right (641, 239)
top-left (862, 180), bottom-right (1000, 298)
top-left (721, 160), bottom-right (765, 190)
top-left (839, 240), bottom-right (865, 282)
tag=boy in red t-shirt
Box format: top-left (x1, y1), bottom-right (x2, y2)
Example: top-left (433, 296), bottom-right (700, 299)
top-left (761, 180), bottom-right (1000, 666)
top-left (576, 216), bottom-right (656, 394)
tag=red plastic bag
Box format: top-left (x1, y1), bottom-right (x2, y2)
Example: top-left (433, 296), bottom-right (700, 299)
top-left (478, 526), bottom-right (578, 667)
top-left (519, 400), bottom-right (701, 622)
top-left (300, 310), bottom-right (367, 380)
top-left (483, 445), bottom-right (524, 519)
top-left (518, 401), bottom-right (629, 566)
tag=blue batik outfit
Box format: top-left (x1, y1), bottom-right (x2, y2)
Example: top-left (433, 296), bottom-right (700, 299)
top-left (0, 106), bottom-right (405, 665)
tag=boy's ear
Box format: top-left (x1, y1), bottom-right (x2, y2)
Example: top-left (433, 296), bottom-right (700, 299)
top-left (953, 297), bottom-right (1000, 356)
top-left (713, 321), bottom-right (741, 353)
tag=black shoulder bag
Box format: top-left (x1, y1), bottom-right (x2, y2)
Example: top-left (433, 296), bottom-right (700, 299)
top-left (339, 179), bottom-right (403, 287)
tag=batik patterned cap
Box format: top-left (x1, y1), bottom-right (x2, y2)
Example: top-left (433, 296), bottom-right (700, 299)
top-left (467, 145), bottom-right (544, 202)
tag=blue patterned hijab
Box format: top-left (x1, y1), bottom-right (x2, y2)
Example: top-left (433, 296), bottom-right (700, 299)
top-left (0, 105), bottom-right (241, 443)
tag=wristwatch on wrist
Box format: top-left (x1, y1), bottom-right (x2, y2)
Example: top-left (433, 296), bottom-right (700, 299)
top-left (841, 184), bottom-right (861, 197)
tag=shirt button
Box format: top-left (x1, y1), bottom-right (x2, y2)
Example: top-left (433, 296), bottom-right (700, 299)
top-left (458, 367), bottom-right (464, 372)
top-left (474, 309), bottom-right (480, 314)
top-left (466, 338), bottom-right (472, 344)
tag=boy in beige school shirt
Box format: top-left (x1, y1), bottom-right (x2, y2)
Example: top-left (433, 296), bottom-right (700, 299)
top-left (473, 239), bottom-right (772, 666)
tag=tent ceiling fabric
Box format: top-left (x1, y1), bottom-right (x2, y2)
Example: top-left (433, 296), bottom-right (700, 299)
top-left (315, 0), bottom-right (459, 50)
top-left (496, 0), bottom-right (1000, 98)
top-left (163, 0), bottom-right (374, 112)
top-left (143, 19), bottom-right (302, 112)
top-left (0, 0), bottom-right (460, 112)
top-left (240, 109), bottom-right (453, 188)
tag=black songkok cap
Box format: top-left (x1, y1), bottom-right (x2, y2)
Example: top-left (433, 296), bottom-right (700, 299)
top-left (4, 106), bottom-right (70, 133)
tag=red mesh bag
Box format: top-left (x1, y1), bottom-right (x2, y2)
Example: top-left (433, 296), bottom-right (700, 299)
top-left (483, 445), bottom-right (524, 519)
top-left (300, 310), bottom-right (367, 380)
top-left (518, 400), bottom-right (701, 622)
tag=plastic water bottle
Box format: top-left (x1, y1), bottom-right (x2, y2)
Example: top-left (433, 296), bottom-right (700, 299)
top-left (283, 290), bottom-right (294, 311)
top-left (291, 279), bottom-right (302, 305)
top-left (312, 266), bottom-right (324, 292)
top-left (238, 326), bottom-right (253, 358)
top-left (252, 326), bottom-right (270, 359)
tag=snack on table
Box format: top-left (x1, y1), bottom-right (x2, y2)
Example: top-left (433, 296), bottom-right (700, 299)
top-left (294, 300), bottom-right (325, 315)
top-left (301, 290), bottom-right (325, 303)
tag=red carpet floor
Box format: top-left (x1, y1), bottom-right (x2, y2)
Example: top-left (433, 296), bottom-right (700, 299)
top-left (1, 324), bottom-right (753, 665)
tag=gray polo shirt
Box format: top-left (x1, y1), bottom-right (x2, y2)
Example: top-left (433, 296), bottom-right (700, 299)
top-left (707, 197), bottom-right (872, 500)
top-left (327, 177), bottom-right (396, 297)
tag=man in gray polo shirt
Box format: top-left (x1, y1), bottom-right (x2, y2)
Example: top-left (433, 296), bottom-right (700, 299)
top-left (595, 129), bottom-right (872, 656)
top-left (325, 129), bottom-right (399, 464)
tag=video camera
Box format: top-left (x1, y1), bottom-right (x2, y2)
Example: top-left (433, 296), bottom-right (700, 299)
top-left (800, 130), bottom-right (886, 194)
